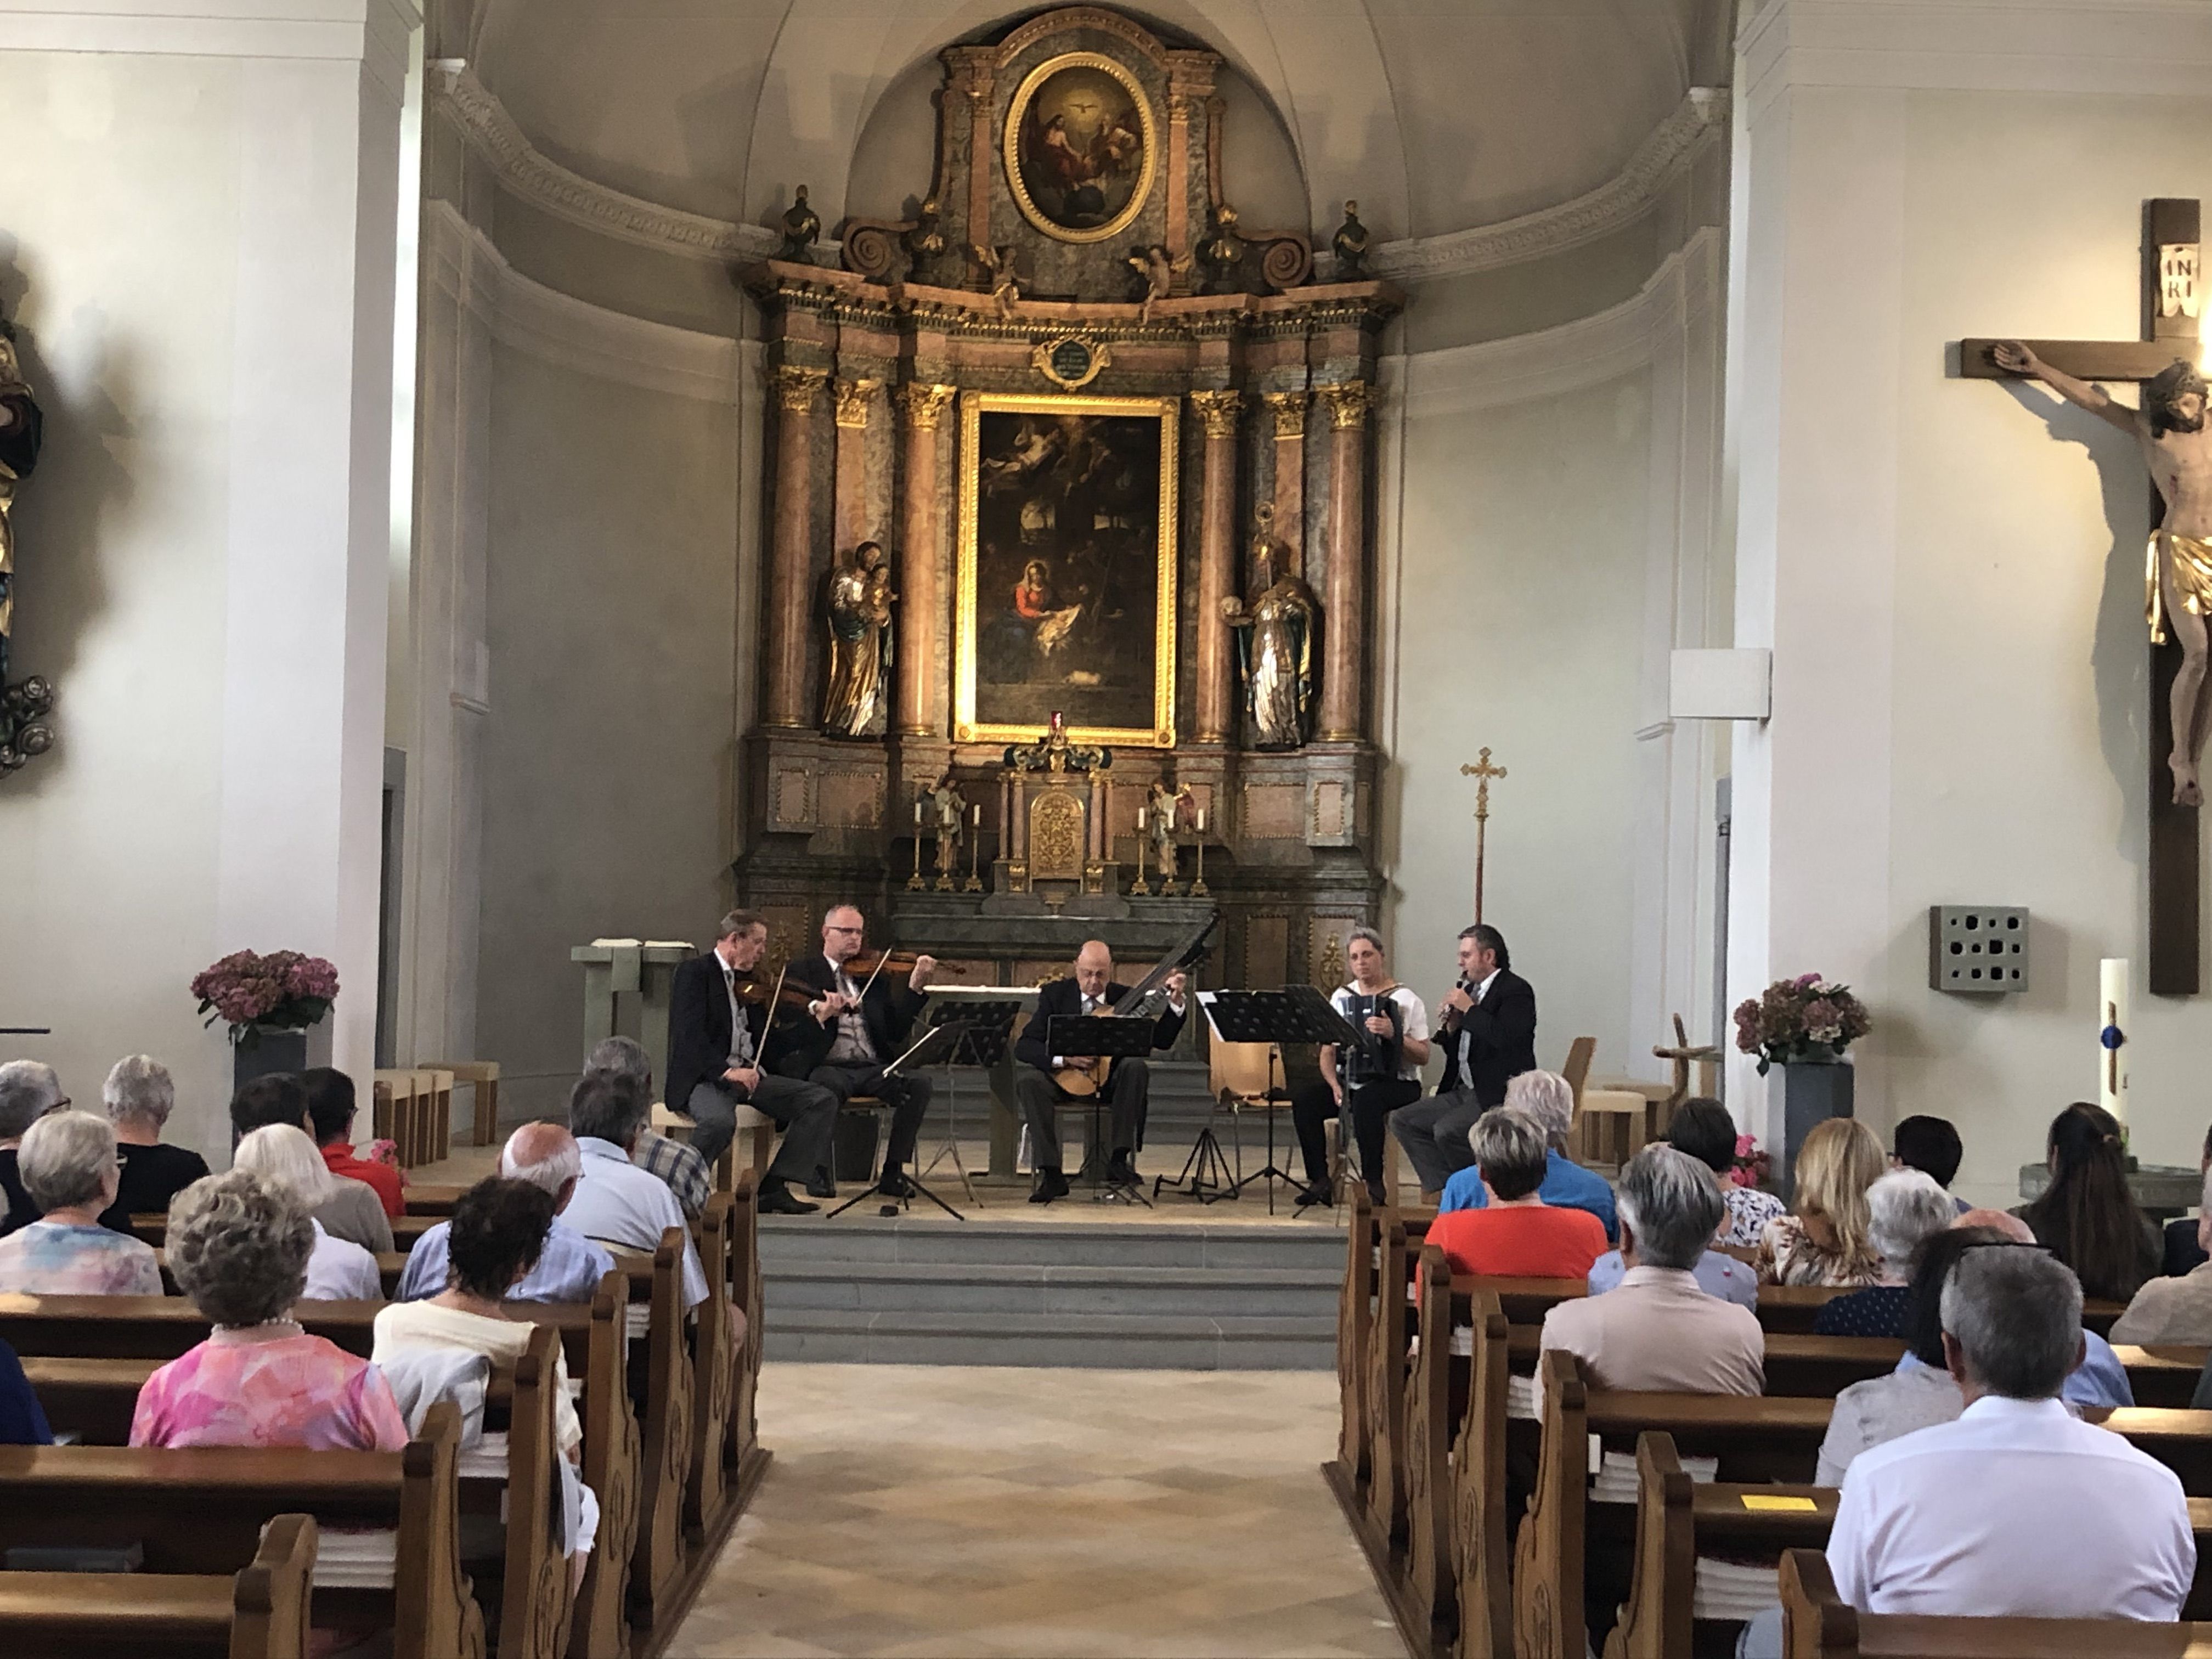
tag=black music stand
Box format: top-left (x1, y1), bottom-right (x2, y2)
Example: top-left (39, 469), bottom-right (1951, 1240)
top-left (917, 1001), bottom-right (1024, 1207)
top-left (1045, 1014), bottom-right (1164, 1205)
top-left (827, 1020), bottom-right (969, 1221)
top-left (1272, 987), bottom-right (1374, 1213)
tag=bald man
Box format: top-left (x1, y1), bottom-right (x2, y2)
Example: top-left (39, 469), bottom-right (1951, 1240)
top-left (393, 1123), bottom-right (617, 1302)
top-left (1012, 941), bottom-right (1187, 1203)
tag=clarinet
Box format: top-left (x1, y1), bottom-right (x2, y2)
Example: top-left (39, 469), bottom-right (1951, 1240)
top-left (1341, 984), bottom-right (1403, 1087)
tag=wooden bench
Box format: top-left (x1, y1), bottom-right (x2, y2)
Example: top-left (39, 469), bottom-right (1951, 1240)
top-left (0, 1510), bottom-right (318, 1659)
top-left (1778, 1547), bottom-right (2212, 1657)
top-left (0, 1402), bottom-right (483, 1657)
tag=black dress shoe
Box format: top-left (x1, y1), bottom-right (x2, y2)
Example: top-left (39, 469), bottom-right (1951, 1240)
top-left (877, 1170), bottom-right (916, 1199)
top-left (1364, 1177), bottom-right (1390, 1207)
top-left (805, 1170), bottom-right (838, 1199)
top-left (1105, 1152), bottom-right (1139, 1188)
top-left (1295, 1181), bottom-right (1335, 1209)
top-left (760, 1186), bottom-right (821, 1215)
top-left (1030, 1168), bottom-right (1070, 1204)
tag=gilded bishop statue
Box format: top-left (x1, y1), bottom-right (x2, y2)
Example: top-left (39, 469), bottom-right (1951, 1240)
top-left (1220, 504), bottom-right (1318, 749)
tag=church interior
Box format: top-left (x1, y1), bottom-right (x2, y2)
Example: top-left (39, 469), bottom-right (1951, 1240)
top-left (7, 0), bottom-right (2212, 1654)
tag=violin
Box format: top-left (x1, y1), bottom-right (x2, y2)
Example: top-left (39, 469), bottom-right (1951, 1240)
top-left (833, 949), bottom-right (926, 979)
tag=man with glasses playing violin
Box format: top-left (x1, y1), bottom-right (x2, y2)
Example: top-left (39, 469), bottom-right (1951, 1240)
top-left (667, 910), bottom-right (842, 1215)
top-left (766, 905), bottom-right (940, 1203)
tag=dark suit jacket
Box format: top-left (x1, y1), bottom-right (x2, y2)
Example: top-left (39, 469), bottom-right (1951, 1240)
top-left (1013, 978), bottom-right (1187, 1076)
top-left (1434, 967), bottom-right (1538, 1107)
top-left (768, 953), bottom-right (928, 1077)
top-left (666, 951), bottom-right (769, 1115)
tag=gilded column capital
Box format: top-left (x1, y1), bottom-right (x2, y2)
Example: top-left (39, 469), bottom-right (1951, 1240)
top-left (1261, 390), bottom-right (1307, 440)
top-left (1316, 380), bottom-right (1374, 432)
top-left (1187, 389), bottom-right (1242, 440)
top-left (772, 364), bottom-right (828, 414)
top-left (895, 383), bottom-right (959, 431)
top-left (833, 377), bottom-right (883, 430)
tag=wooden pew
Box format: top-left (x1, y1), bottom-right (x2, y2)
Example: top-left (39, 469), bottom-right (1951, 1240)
top-left (1778, 1547), bottom-right (2212, 1657)
top-left (0, 1510), bottom-right (318, 1659)
top-left (629, 1223), bottom-right (693, 1633)
top-left (0, 1403), bottom-right (483, 1658)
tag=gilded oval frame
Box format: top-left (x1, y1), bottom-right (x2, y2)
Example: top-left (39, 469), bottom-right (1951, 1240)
top-left (1002, 51), bottom-right (1159, 246)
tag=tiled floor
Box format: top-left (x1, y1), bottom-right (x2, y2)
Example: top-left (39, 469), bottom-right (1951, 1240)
top-left (664, 1364), bottom-right (1404, 1658)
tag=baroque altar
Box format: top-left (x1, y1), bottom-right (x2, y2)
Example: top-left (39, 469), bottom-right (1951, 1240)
top-left (731, 5), bottom-right (1403, 994)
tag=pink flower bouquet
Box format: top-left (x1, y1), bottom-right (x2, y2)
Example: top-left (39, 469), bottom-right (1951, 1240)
top-left (1729, 1133), bottom-right (1772, 1190)
top-left (1731, 972), bottom-right (1871, 1075)
top-left (190, 949), bottom-right (339, 1047)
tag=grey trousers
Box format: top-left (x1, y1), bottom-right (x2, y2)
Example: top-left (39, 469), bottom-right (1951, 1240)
top-left (686, 1074), bottom-right (837, 1188)
top-left (1387, 1087), bottom-right (1487, 1196)
top-left (1018, 1059), bottom-right (1150, 1171)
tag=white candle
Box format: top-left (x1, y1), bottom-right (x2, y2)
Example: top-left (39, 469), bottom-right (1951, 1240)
top-left (1195, 808), bottom-right (1206, 833)
top-left (2099, 957), bottom-right (2131, 1125)
top-left (972, 805), bottom-right (981, 826)
top-left (914, 800), bottom-right (924, 826)
top-left (1136, 807), bottom-right (1147, 829)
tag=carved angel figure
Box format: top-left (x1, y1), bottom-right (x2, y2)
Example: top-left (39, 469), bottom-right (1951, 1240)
top-left (1125, 244), bottom-right (1193, 324)
top-left (973, 244), bottom-right (1023, 318)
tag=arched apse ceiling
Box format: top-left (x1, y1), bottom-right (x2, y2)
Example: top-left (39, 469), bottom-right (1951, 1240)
top-left (471, 0), bottom-right (1719, 246)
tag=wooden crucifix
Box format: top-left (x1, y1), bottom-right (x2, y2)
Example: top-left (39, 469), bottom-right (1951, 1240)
top-left (1460, 747), bottom-right (1507, 923)
top-left (1962, 198), bottom-right (2205, 995)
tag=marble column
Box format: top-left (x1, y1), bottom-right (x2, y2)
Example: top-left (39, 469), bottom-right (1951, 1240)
top-left (1262, 391), bottom-right (1307, 566)
top-left (895, 383), bottom-right (957, 736)
top-left (765, 364), bottom-right (827, 728)
top-left (1188, 391), bottom-right (1242, 745)
top-left (1315, 381), bottom-right (1374, 743)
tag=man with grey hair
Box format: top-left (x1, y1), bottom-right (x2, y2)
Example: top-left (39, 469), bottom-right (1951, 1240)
top-left (1537, 1144), bottom-right (1762, 1405)
top-left (1389, 923), bottom-right (1536, 1199)
top-left (394, 1121), bottom-right (616, 1304)
top-left (1826, 1244), bottom-right (2193, 1619)
top-left (97, 1055), bottom-right (208, 1231)
top-left (0, 1059), bottom-right (64, 1235)
top-left (586, 1036), bottom-right (714, 1222)
top-left (2111, 1161), bottom-right (2212, 1346)
top-left (1437, 1069), bottom-right (1617, 1237)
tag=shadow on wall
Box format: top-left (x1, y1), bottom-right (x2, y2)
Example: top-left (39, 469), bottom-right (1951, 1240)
top-left (0, 230), bottom-right (138, 794)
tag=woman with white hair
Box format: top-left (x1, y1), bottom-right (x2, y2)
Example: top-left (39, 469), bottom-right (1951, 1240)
top-left (0, 1111), bottom-right (162, 1294)
top-left (232, 1125), bottom-right (383, 1300)
top-left (1811, 1169), bottom-right (1960, 1336)
top-left (1436, 1070), bottom-right (1618, 1240)
top-left (96, 1055), bottom-right (208, 1229)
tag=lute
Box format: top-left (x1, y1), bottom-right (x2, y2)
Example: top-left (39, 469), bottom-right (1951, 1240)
top-left (1049, 911), bottom-right (1218, 1098)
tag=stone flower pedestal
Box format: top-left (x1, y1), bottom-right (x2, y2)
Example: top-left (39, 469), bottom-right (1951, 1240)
top-left (232, 1020), bottom-right (334, 1094)
top-left (1780, 1058), bottom-right (1854, 1201)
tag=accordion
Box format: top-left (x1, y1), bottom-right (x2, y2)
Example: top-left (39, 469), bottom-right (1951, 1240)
top-left (1340, 988), bottom-right (1403, 1086)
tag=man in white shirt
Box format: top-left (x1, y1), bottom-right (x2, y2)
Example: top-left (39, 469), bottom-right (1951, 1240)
top-left (560, 1070), bottom-right (708, 1309)
top-left (1827, 1243), bottom-right (2193, 1620)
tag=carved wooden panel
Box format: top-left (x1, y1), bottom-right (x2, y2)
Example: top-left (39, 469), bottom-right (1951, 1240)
top-left (817, 770), bottom-right (884, 828)
top-left (760, 906), bottom-right (810, 974)
top-left (1243, 783), bottom-right (1302, 839)
top-left (1313, 780), bottom-right (1347, 838)
top-left (772, 769), bottom-right (811, 827)
top-left (1357, 780), bottom-right (1372, 837)
top-left (1244, 913), bottom-right (1290, 987)
top-left (1014, 957), bottom-right (1076, 988)
top-left (1028, 787), bottom-right (1087, 881)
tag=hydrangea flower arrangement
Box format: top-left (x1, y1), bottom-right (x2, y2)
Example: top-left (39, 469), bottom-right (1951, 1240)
top-left (1731, 972), bottom-right (1871, 1075)
top-left (190, 949), bottom-right (340, 1047)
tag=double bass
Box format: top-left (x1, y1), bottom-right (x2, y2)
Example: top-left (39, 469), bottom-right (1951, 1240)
top-left (1051, 913), bottom-right (1218, 1098)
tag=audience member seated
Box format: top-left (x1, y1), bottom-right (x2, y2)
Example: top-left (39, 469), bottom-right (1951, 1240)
top-left (1537, 1145), bottom-right (1762, 1406)
top-left (586, 1036), bottom-right (710, 1221)
top-left (2166, 1122), bottom-right (2212, 1279)
top-left (1825, 1243), bottom-right (2192, 1619)
top-left (232, 1124), bottom-right (382, 1301)
top-left (1889, 1114), bottom-right (1967, 1212)
top-left (2015, 1101), bottom-right (2159, 1303)
top-left (304, 1066), bottom-right (404, 1219)
top-left (1426, 1109), bottom-right (1608, 1278)
top-left (0, 1058), bottom-right (64, 1234)
top-left (1665, 1097), bottom-right (1784, 1248)
top-left (1754, 1116), bottom-right (1885, 1287)
top-left (0, 1337), bottom-right (50, 1444)
top-left (133, 1169), bottom-right (409, 1449)
top-left (559, 1071), bottom-right (707, 1309)
top-left (1588, 1235), bottom-right (1759, 1309)
top-left (1813, 1170), bottom-right (1957, 1336)
top-left (0, 1111), bottom-right (162, 1294)
top-left (372, 1177), bottom-right (584, 1459)
top-left (230, 1074), bottom-right (393, 1252)
top-left (396, 1124), bottom-right (614, 1304)
top-left (2111, 1163), bottom-right (2212, 1345)
top-left (1437, 1070), bottom-right (1618, 1240)
top-left (94, 1054), bottom-right (208, 1231)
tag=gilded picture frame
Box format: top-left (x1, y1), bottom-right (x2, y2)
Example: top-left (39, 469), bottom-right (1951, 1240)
top-left (1003, 50), bottom-right (1158, 245)
top-left (955, 390), bottom-right (1180, 749)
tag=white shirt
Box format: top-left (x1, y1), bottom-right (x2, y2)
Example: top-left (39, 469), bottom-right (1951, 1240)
top-left (562, 1137), bottom-right (708, 1308)
top-left (1329, 984), bottom-right (1430, 1082)
top-left (302, 1220), bottom-right (382, 1301)
top-left (373, 1299), bottom-right (583, 1456)
top-left (716, 948), bottom-right (754, 1070)
top-left (1827, 1394), bottom-right (2194, 1620)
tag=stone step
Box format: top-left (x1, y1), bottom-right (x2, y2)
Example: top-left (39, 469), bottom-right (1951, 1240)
top-left (768, 1259), bottom-right (1339, 1318)
top-left (762, 1309), bottom-right (1336, 1370)
top-left (758, 1216), bottom-right (1345, 1271)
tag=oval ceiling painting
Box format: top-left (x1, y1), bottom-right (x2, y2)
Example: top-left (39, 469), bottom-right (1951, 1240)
top-left (1005, 52), bottom-right (1158, 244)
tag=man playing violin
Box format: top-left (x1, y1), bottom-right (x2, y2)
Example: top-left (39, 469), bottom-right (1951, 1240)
top-left (1012, 940), bottom-right (1188, 1204)
top-left (768, 905), bottom-right (940, 1200)
top-left (665, 910), bottom-right (842, 1215)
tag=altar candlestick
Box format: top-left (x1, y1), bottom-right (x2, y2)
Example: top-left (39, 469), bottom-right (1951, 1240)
top-left (966, 804), bottom-right (984, 892)
top-left (2100, 957), bottom-right (2131, 1125)
top-left (907, 792), bottom-right (926, 890)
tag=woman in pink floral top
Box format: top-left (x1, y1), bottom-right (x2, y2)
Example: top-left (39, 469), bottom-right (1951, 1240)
top-left (131, 1168), bottom-right (407, 1452)
top-left (0, 1111), bottom-right (163, 1295)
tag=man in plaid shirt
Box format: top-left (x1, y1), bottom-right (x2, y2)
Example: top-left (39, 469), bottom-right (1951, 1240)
top-left (585, 1037), bottom-right (710, 1220)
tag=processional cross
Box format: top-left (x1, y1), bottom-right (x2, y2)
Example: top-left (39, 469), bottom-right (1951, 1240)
top-left (1963, 198), bottom-right (2204, 995)
top-left (1460, 747), bottom-right (1508, 924)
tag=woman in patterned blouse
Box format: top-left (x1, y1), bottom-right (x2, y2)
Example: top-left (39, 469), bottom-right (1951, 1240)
top-left (1756, 1116), bottom-right (1888, 1287)
top-left (1665, 1099), bottom-right (1787, 1248)
top-left (0, 1111), bottom-right (162, 1295)
top-left (131, 1169), bottom-right (407, 1451)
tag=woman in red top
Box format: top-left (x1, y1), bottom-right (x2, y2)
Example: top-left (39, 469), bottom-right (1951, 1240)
top-left (1426, 1107), bottom-right (1608, 1279)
